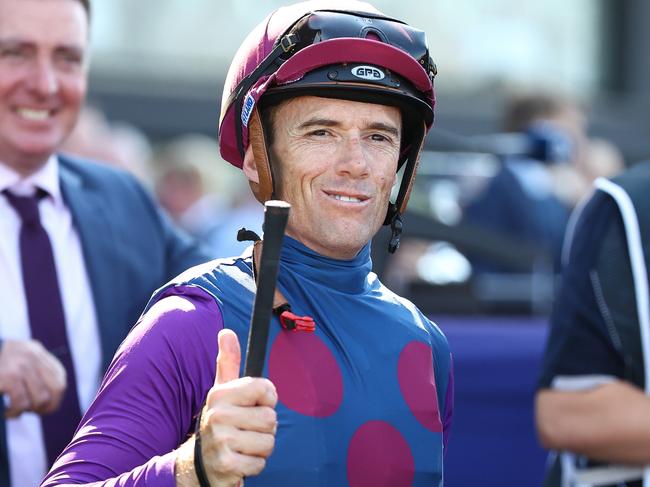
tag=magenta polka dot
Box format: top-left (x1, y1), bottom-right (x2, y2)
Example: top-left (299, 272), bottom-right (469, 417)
top-left (268, 331), bottom-right (343, 417)
top-left (398, 341), bottom-right (442, 433)
top-left (347, 421), bottom-right (415, 487)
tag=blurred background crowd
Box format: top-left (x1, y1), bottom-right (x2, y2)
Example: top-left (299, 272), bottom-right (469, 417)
top-left (57, 1), bottom-right (650, 485)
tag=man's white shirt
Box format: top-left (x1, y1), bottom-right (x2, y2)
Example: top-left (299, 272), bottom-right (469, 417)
top-left (0, 156), bottom-right (102, 487)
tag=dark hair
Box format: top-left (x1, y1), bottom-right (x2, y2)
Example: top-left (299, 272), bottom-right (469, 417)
top-left (502, 94), bottom-right (577, 133)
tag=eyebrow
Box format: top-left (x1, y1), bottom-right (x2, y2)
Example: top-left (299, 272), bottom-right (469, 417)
top-left (0, 38), bottom-right (22, 48)
top-left (0, 38), bottom-right (84, 54)
top-left (297, 118), bottom-right (400, 138)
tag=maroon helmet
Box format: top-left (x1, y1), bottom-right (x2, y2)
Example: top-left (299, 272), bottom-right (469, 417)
top-left (219, 0), bottom-right (436, 252)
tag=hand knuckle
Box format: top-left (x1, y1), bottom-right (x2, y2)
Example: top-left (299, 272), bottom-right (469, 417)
top-left (263, 378), bottom-right (277, 392)
top-left (262, 434), bottom-right (275, 456)
top-left (259, 407), bottom-right (275, 426)
top-left (215, 450), bottom-right (237, 473)
top-left (212, 428), bottom-right (235, 448)
top-left (261, 380), bottom-right (278, 404)
top-left (267, 407), bottom-right (277, 424)
top-left (249, 380), bottom-right (267, 398)
top-left (250, 457), bottom-right (266, 475)
top-left (206, 386), bottom-right (226, 405)
top-left (205, 406), bottom-right (229, 427)
top-left (206, 388), bottom-right (217, 404)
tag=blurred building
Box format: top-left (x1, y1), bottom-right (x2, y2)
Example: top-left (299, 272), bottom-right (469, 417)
top-left (85, 1), bottom-right (650, 163)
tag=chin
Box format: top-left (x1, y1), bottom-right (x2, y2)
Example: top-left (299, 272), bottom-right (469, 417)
top-left (329, 234), bottom-right (370, 255)
top-left (14, 133), bottom-right (61, 154)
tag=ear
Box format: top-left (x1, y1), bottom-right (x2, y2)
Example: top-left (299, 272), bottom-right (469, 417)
top-left (242, 145), bottom-right (260, 184)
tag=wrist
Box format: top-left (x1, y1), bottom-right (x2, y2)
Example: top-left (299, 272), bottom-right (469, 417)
top-left (174, 436), bottom-right (199, 487)
top-left (194, 419), bottom-right (213, 487)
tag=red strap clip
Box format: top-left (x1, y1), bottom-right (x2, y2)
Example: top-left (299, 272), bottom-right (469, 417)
top-left (279, 310), bottom-right (316, 332)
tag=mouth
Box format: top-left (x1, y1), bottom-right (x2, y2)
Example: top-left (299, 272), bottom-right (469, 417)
top-left (14, 107), bottom-right (54, 122)
top-left (324, 190), bottom-right (370, 204)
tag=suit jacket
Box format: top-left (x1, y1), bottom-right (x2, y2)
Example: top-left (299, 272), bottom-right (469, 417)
top-left (462, 159), bottom-right (569, 271)
top-left (0, 155), bottom-right (213, 485)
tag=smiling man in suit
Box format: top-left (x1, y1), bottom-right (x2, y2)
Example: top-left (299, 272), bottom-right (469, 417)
top-left (0, 0), bottom-right (212, 485)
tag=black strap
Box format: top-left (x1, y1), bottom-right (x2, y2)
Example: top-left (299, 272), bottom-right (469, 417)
top-left (228, 34), bottom-right (299, 158)
top-left (193, 408), bottom-right (212, 487)
top-left (387, 211), bottom-right (403, 254)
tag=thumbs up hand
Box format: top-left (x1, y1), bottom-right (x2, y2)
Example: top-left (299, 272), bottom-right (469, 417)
top-left (197, 329), bottom-right (278, 487)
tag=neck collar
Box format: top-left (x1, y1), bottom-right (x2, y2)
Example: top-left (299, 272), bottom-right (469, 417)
top-left (0, 155), bottom-right (62, 205)
top-left (279, 236), bottom-right (372, 294)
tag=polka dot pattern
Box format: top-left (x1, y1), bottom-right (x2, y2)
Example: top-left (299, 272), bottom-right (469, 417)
top-left (347, 420), bottom-right (415, 487)
top-left (268, 330), bottom-right (343, 417)
top-left (398, 341), bottom-right (443, 432)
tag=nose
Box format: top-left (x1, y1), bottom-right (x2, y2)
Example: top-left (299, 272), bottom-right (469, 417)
top-left (29, 58), bottom-right (58, 97)
top-left (335, 135), bottom-right (370, 179)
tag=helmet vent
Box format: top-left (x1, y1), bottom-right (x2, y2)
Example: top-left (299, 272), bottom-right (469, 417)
top-left (364, 30), bottom-right (381, 41)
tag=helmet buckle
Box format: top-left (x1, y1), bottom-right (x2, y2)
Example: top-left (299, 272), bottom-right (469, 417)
top-left (280, 33), bottom-right (299, 53)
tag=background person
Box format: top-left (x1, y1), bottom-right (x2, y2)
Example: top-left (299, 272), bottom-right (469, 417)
top-left (0, 0), bottom-right (211, 485)
top-left (462, 93), bottom-right (588, 270)
top-left (536, 160), bottom-right (650, 487)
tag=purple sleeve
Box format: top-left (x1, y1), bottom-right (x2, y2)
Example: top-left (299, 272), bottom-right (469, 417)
top-left (41, 285), bottom-right (223, 487)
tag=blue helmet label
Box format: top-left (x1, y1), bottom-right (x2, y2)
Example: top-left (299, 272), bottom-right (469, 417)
top-left (351, 65), bottom-right (386, 81)
top-left (241, 94), bottom-right (256, 126)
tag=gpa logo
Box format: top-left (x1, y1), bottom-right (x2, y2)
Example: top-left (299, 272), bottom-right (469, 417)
top-left (351, 65), bottom-right (386, 81)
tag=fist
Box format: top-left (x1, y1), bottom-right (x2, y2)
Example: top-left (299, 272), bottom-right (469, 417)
top-left (0, 339), bottom-right (66, 418)
top-left (199, 329), bottom-right (278, 486)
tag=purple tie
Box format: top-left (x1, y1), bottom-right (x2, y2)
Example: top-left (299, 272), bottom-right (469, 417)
top-left (3, 189), bottom-right (81, 466)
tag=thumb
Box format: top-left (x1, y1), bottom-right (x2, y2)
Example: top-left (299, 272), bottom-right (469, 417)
top-left (215, 328), bottom-right (241, 386)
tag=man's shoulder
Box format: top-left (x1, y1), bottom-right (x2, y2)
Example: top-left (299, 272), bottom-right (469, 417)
top-left (57, 153), bottom-right (160, 221)
top-left (372, 278), bottom-right (449, 347)
top-left (157, 254), bottom-right (253, 295)
top-left (175, 255), bottom-right (250, 283)
top-left (564, 190), bottom-right (620, 264)
top-left (57, 153), bottom-right (142, 192)
top-left (144, 254), bottom-right (254, 318)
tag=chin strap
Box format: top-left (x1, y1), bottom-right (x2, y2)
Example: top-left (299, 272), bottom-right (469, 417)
top-left (382, 121), bottom-right (426, 254)
top-left (237, 229), bottom-right (315, 332)
top-left (386, 206), bottom-right (403, 254)
top-left (247, 108), bottom-right (275, 203)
